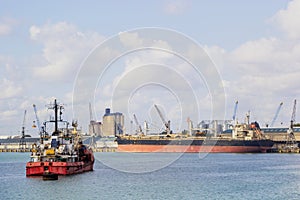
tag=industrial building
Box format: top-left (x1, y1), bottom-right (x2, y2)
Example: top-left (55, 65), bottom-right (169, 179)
top-left (89, 121), bottom-right (102, 136)
top-left (102, 108), bottom-right (124, 136)
top-left (88, 108), bottom-right (124, 137)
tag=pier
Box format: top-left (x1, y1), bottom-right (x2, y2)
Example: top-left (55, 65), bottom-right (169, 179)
top-left (0, 138), bottom-right (39, 153)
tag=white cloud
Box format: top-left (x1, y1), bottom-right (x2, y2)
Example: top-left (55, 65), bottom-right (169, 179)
top-left (201, 1), bottom-right (300, 125)
top-left (119, 32), bottom-right (144, 49)
top-left (164, 0), bottom-right (190, 15)
top-left (0, 78), bottom-right (23, 99)
top-left (272, 0), bottom-right (300, 39)
top-left (0, 110), bottom-right (19, 124)
top-left (29, 22), bottom-right (105, 82)
top-left (0, 17), bottom-right (17, 36)
top-left (203, 45), bottom-right (226, 70)
top-left (94, 48), bottom-right (212, 131)
top-left (0, 24), bottom-right (11, 35)
top-left (0, 22), bottom-right (106, 135)
top-left (229, 37), bottom-right (279, 64)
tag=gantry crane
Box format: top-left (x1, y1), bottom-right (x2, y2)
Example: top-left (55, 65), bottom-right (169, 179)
top-left (154, 104), bottom-right (171, 134)
top-left (270, 102), bottom-right (283, 127)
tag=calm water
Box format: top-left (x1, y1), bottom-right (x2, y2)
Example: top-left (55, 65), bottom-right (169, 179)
top-left (1, 152), bottom-right (300, 200)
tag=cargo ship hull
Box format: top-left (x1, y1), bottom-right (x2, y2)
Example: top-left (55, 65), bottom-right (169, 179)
top-left (117, 138), bottom-right (274, 153)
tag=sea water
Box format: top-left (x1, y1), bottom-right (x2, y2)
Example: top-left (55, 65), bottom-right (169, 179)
top-left (1, 152), bottom-right (300, 200)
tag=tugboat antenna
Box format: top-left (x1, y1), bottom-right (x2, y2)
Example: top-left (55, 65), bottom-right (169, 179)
top-left (47, 99), bottom-right (63, 136)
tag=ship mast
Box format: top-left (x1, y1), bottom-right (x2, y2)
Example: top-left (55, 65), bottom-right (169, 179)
top-left (48, 99), bottom-right (64, 136)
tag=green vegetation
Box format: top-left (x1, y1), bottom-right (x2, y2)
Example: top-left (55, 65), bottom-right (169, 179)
top-left (293, 123), bottom-right (300, 127)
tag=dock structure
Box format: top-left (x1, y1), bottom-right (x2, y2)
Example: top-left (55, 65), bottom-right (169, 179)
top-left (262, 127), bottom-right (300, 141)
top-left (0, 138), bottom-right (39, 153)
top-left (93, 147), bottom-right (117, 152)
top-left (82, 136), bottom-right (118, 152)
top-left (267, 143), bottom-right (300, 153)
top-left (0, 148), bottom-right (31, 153)
top-left (0, 136), bottom-right (119, 153)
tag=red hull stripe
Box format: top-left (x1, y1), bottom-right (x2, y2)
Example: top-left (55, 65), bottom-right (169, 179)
top-left (26, 161), bottom-right (93, 176)
top-left (117, 145), bottom-right (269, 153)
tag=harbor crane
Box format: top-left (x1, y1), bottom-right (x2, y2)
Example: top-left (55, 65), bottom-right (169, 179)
top-left (89, 102), bottom-right (95, 133)
top-left (270, 102), bottom-right (283, 127)
top-left (33, 104), bottom-right (43, 136)
top-left (154, 104), bottom-right (171, 134)
top-left (89, 102), bottom-right (96, 149)
top-left (133, 114), bottom-right (142, 134)
top-left (19, 110), bottom-right (31, 150)
top-left (290, 99), bottom-right (297, 131)
top-left (286, 99), bottom-right (297, 149)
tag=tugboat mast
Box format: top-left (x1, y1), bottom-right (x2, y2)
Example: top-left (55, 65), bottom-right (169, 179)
top-left (54, 99), bottom-right (58, 135)
top-left (48, 99), bottom-right (63, 136)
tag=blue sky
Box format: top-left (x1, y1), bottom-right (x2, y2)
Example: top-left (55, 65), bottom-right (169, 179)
top-left (1, 0), bottom-right (299, 136)
top-left (0, 0), bottom-right (288, 50)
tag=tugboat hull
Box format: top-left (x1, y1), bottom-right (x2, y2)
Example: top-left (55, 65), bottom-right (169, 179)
top-left (26, 161), bottom-right (94, 176)
top-left (25, 99), bottom-right (95, 179)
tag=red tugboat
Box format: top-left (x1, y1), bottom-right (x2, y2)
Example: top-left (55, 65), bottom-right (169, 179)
top-left (26, 99), bottom-right (94, 180)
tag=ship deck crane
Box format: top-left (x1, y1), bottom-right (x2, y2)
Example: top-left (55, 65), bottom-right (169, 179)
top-left (232, 101), bottom-right (238, 123)
top-left (144, 121), bottom-right (149, 135)
top-left (133, 114), bottom-right (142, 134)
top-left (154, 104), bottom-right (171, 134)
top-left (270, 102), bottom-right (283, 127)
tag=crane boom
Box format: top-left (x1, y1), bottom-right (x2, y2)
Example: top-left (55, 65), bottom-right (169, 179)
top-left (154, 104), bottom-right (171, 134)
top-left (270, 102), bottom-right (283, 127)
top-left (89, 102), bottom-right (94, 122)
top-left (232, 101), bottom-right (238, 121)
top-left (21, 110), bottom-right (27, 138)
top-left (133, 114), bottom-right (142, 133)
top-left (19, 110), bottom-right (31, 149)
top-left (286, 99), bottom-right (297, 148)
top-left (291, 99), bottom-right (297, 129)
top-left (22, 110), bottom-right (27, 127)
top-left (154, 105), bottom-right (167, 125)
top-left (33, 104), bottom-right (43, 136)
top-left (89, 102), bottom-right (96, 134)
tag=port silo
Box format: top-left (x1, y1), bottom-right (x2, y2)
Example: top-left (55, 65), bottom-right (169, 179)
top-left (102, 108), bottom-right (124, 136)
